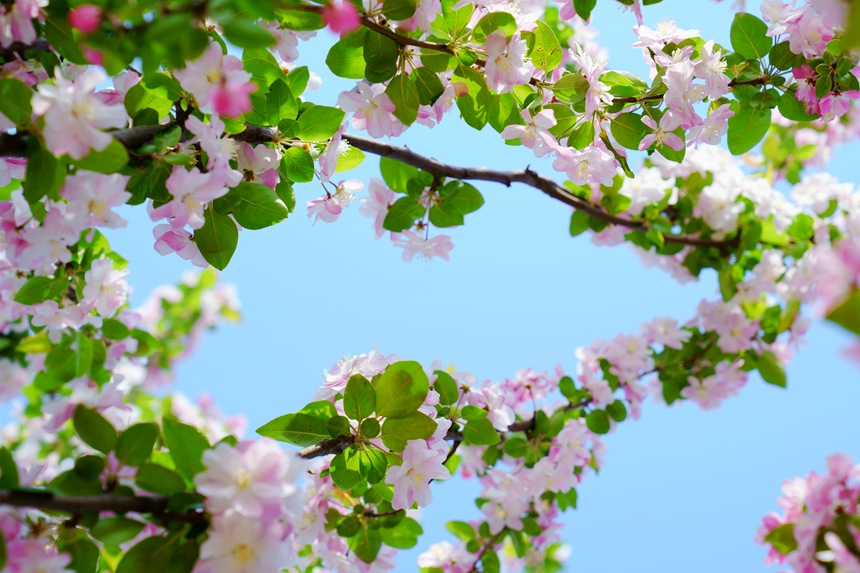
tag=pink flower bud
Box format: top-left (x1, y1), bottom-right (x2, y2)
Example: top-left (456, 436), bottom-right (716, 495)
top-left (321, 1), bottom-right (361, 35)
top-left (68, 4), bottom-right (102, 34)
top-left (83, 47), bottom-right (103, 66)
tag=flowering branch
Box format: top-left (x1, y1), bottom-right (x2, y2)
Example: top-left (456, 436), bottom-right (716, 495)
top-left (0, 127), bottom-right (734, 248)
top-left (0, 490), bottom-right (207, 523)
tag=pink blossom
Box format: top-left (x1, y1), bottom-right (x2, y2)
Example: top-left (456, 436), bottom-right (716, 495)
top-left (688, 104), bottom-right (733, 146)
top-left (82, 259), bottom-right (129, 317)
top-left (761, 0), bottom-right (800, 36)
top-left (642, 317), bottom-right (690, 349)
top-left (693, 40), bottom-right (730, 99)
top-left (385, 439), bottom-right (450, 510)
top-left (314, 348), bottom-right (398, 401)
top-left (68, 4), bottom-right (101, 33)
top-left (786, 10), bottom-right (832, 58)
top-left (31, 70), bottom-right (127, 159)
top-left (153, 224), bottom-right (208, 267)
top-left (395, 0), bottom-right (440, 32)
top-left (500, 108), bottom-right (557, 157)
top-left (639, 113), bottom-right (684, 152)
top-left (819, 90), bottom-right (860, 123)
top-left (417, 541), bottom-right (473, 573)
top-left (663, 62), bottom-right (706, 128)
top-left (0, 0), bottom-right (46, 48)
top-left (197, 512), bottom-right (293, 573)
top-left (318, 124), bottom-right (347, 183)
top-left (149, 166), bottom-right (230, 230)
top-left (18, 208), bottom-right (78, 270)
top-left (338, 82), bottom-right (403, 138)
top-left (484, 31), bottom-right (532, 94)
top-left (307, 179), bottom-right (363, 225)
top-left (552, 145), bottom-right (618, 186)
top-left (195, 439), bottom-right (295, 519)
top-left (359, 178), bottom-right (395, 238)
top-left (5, 539), bottom-right (71, 573)
top-left (236, 142), bottom-right (280, 188)
top-left (61, 171), bottom-right (131, 229)
top-left (0, 157), bottom-right (26, 187)
top-left (394, 231), bottom-right (454, 262)
top-left (173, 43), bottom-right (255, 117)
top-left (321, 0), bottom-right (361, 35)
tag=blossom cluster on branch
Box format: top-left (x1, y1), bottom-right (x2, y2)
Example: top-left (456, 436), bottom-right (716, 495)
top-left (0, 0), bottom-right (859, 571)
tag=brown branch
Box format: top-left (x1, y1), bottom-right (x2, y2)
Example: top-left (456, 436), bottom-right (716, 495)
top-left (0, 39), bottom-right (52, 60)
top-left (468, 527), bottom-right (508, 573)
top-left (613, 75), bottom-right (773, 104)
top-left (0, 490), bottom-right (206, 523)
top-left (297, 434), bottom-right (354, 459)
top-left (0, 125), bottom-right (734, 249)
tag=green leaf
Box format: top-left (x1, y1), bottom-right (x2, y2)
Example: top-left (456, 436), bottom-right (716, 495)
top-left (606, 401), bottom-right (628, 422)
top-left (453, 66), bottom-right (490, 130)
top-left (102, 318), bottom-right (130, 340)
top-left (380, 157), bottom-right (419, 193)
top-left (243, 48), bottom-right (289, 91)
top-left (330, 449), bottom-right (365, 491)
top-left (327, 415), bottom-right (352, 438)
top-left (363, 31), bottom-right (399, 83)
top-left (135, 463), bottom-right (186, 494)
top-left (0, 78), bottom-right (32, 127)
top-left (412, 68), bottom-right (445, 105)
top-left (550, 72), bottom-right (589, 103)
top-left (43, 15), bottom-right (87, 64)
top-left (380, 412), bottom-right (437, 451)
top-left (281, 146), bottom-right (315, 183)
top-left (116, 536), bottom-right (176, 573)
top-left (573, 0), bottom-right (597, 20)
top-left (221, 19), bottom-right (275, 48)
top-left (90, 517), bottom-right (146, 546)
top-left (503, 435), bottom-right (528, 457)
top-left (826, 290), bottom-right (860, 336)
top-left (769, 41), bottom-right (804, 71)
top-left (472, 12), bottom-right (518, 44)
top-left (382, 196), bottom-right (424, 232)
top-left (386, 74), bottom-right (420, 125)
top-left (0, 448), bottom-right (19, 489)
top-left (115, 423), bottom-right (158, 467)
top-left (586, 409), bottom-right (611, 434)
top-left (344, 374), bottom-right (376, 421)
top-left (349, 526), bottom-right (383, 563)
top-left (326, 40), bottom-right (366, 79)
top-left (73, 406), bottom-right (117, 454)
top-left (764, 523), bottom-right (798, 555)
top-left (161, 417), bottom-right (209, 480)
top-left (60, 533), bottom-right (99, 573)
top-left (231, 182), bottom-right (289, 230)
top-left (382, 0), bottom-right (418, 21)
top-left (256, 413), bottom-right (330, 446)
top-left (125, 81), bottom-right (174, 120)
top-left (610, 112), bottom-right (648, 150)
top-left (727, 102), bottom-right (771, 154)
top-left (359, 418), bottom-right (380, 438)
top-left (528, 20), bottom-right (562, 72)
top-left (266, 80), bottom-right (297, 126)
top-left (777, 89), bottom-right (817, 122)
top-left (446, 521), bottom-right (476, 541)
top-left (23, 138), bottom-right (65, 202)
top-left (14, 276), bottom-right (66, 305)
top-left (374, 361), bottom-right (429, 419)
top-left (754, 351), bottom-right (787, 388)
top-left (74, 331), bottom-right (93, 378)
top-left (0, 531), bottom-right (6, 571)
top-left (357, 447), bottom-right (389, 483)
top-left (196, 209), bottom-right (238, 270)
top-left (463, 418), bottom-right (501, 445)
top-left (434, 371), bottom-right (459, 406)
top-left (380, 517), bottom-right (423, 549)
top-left (296, 105), bottom-right (345, 142)
top-left (730, 13), bottom-right (772, 60)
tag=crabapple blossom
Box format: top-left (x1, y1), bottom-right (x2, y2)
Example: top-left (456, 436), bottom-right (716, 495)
top-left (393, 231), bottom-right (454, 262)
top-left (552, 145), bottom-right (618, 186)
top-left (173, 43), bottom-right (255, 117)
top-left (359, 178), bottom-right (396, 238)
top-left (321, 0), bottom-right (361, 35)
top-left (639, 113), bottom-right (684, 152)
top-left (149, 166), bottom-right (230, 230)
top-left (61, 171), bottom-right (130, 229)
top-left (483, 31), bottom-right (532, 94)
top-left (67, 4), bottom-right (101, 33)
top-left (338, 83), bottom-right (403, 138)
top-left (385, 439), bottom-right (450, 510)
top-left (236, 142), bottom-right (280, 188)
top-left (82, 258), bottom-right (129, 317)
top-left (153, 224), bottom-right (208, 267)
top-left (198, 512), bottom-right (293, 573)
top-left (31, 70), bottom-right (127, 160)
top-left (500, 108), bottom-right (557, 157)
top-left (195, 439), bottom-right (295, 519)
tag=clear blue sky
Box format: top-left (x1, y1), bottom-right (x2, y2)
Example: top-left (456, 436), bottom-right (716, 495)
top-left (104, 1), bottom-right (860, 570)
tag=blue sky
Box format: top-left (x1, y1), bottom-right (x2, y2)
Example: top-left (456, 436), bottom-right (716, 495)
top-left (102, 1), bottom-right (860, 570)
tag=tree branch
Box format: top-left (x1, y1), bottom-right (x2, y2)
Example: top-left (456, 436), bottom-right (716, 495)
top-left (0, 39), bottom-right (52, 60)
top-left (0, 490), bottom-right (206, 522)
top-left (0, 125), bottom-right (733, 248)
